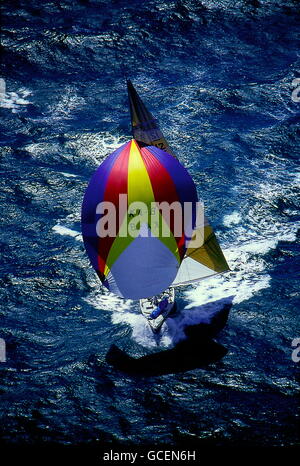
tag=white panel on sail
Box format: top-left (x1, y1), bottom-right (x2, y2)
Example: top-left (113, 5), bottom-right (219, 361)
top-left (171, 256), bottom-right (217, 287)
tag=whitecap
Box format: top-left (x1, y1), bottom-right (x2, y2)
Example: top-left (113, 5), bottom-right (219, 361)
top-left (223, 211), bottom-right (242, 227)
top-left (0, 84), bottom-right (32, 112)
top-left (52, 225), bottom-right (82, 241)
top-left (60, 172), bottom-right (78, 178)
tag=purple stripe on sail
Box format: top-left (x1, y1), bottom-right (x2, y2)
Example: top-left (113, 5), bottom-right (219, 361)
top-left (82, 141), bottom-right (129, 227)
top-left (81, 141), bottom-right (129, 271)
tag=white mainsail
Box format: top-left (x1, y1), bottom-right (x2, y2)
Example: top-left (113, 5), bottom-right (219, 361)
top-left (172, 215), bottom-right (229, 287)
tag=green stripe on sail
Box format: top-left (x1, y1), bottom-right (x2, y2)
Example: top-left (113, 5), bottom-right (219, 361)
top-left (185, 224), bottom-right (229, 273)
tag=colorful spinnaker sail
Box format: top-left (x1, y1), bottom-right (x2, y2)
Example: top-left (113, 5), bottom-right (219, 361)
top-left (127, 80), bottom-right (229, 286)
top-left (81, 139), bottom-right (198, 299)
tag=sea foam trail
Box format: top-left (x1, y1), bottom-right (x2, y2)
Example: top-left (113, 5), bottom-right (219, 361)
top-left (95, 209), bottom-right (298, 348)
top-left (82, 188), bottom-right (299, 348)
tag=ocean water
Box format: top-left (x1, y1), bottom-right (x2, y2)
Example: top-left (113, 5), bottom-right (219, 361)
top-left (0, 0), bottom-right (299, 455)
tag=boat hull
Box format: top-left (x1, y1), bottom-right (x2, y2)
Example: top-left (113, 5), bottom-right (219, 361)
top-left (139, 288), bottom-right (176, 332)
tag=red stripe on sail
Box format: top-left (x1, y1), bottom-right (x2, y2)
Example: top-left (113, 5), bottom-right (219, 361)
top-left (140, 146), bottom-right (185, 259)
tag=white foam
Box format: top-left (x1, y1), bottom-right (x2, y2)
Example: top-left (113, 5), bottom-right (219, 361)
top-left (185, 269), bottom-right (270, 307)
top-left (223, 211), bottom-right (241, 227)
top-left (0, 86), bottom-right (31, 112)
top-left (64, 131), bottom-right (127, 166)
top-left (47, 86), bottom-right (85, 121)
top-left (52, 225), bottom-right (82, 241)
top-left (239, 238), bottom-right (278, 255)
top-left (60, 172), bottom-right (77, 178)
top-left (83, 290), bottom-right (164, 346)
top-left (83, 290), bottom-right (132, 313)
top-left (293, 172), bottom-right (300, 184)
top-left (83, 289), bottom-right (173, 348)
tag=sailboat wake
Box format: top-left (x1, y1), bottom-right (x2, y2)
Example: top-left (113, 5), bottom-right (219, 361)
top-left (105, 300), bottom-right (231, 375)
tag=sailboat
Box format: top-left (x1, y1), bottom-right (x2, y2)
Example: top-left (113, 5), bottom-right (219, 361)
top-left (81, 80), bottom-right (229, 335)
top-left (126, 80), bottom-right (229, 332)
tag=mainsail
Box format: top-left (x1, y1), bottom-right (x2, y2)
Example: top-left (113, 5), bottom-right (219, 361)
top-left (127, 80), bottom-right (230, 287)
top-left (127, 79), bottom-right (174, 155)
top-left (172, 214), bottom-right (229, 286)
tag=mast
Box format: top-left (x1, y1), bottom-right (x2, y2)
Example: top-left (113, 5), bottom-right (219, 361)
top-left (126, 80), bottom-right (229, 287)
top-left (127, 79), bottom-right (174, 155)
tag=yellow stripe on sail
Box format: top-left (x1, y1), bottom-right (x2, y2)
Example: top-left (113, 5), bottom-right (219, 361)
top-left (104, 140), bottom-right (180, 275)
top-left (128, 140), bottom-right (179, 262)
top-left (127, 140), bottom-right (154, 206)
top-left (185, 222), bottom-right (229, 273)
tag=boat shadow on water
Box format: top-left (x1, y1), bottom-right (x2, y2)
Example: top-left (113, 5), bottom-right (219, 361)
top-left (106, 297), bottom-right (233, 376)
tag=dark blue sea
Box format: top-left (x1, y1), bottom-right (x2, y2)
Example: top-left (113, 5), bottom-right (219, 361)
top-left (0, 0), bottom-right (299, 461)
